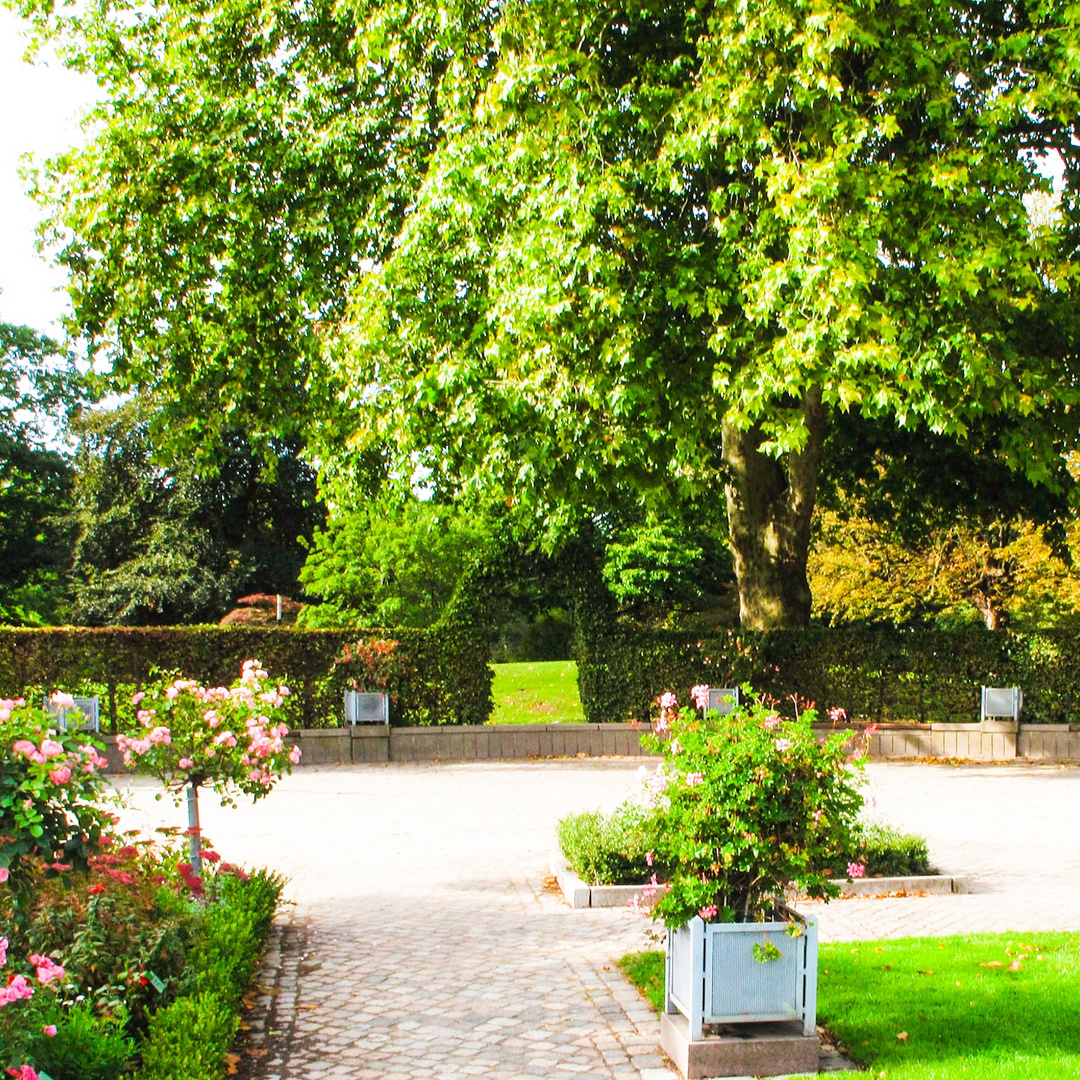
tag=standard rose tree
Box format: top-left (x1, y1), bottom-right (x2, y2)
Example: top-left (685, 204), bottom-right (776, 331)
top-left (0, 694), bottom-right (112, 886)
top-left (117, 660), bottom-right (301, 871)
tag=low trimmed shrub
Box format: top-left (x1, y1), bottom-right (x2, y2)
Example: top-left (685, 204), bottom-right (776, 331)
top-left (557, 803), bottom-right (671, 886)
top-left (137, 992), bottom-right (238, 1080)
top-left (845, 819), bottom-right (933, 877)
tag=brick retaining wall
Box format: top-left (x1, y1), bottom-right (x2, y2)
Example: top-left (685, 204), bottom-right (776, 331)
top-left (99, 719), bottom-right (1080, 772)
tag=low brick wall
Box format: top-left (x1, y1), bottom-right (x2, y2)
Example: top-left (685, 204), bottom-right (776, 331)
top-left (98, 719), bottom-right (1080, 772)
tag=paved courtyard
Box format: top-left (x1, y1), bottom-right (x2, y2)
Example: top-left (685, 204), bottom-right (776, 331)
top-left (112, 759), bottom-right (1080, 1080)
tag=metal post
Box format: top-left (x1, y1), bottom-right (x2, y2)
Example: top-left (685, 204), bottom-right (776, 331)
top-left (277, 594), bottom-right (282, 622)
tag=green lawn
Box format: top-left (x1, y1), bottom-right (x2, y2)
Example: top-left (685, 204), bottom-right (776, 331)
top-left (488, 660), bottom-right (585, 724)
top-left (620, 932), bottom-right (1080, 1079)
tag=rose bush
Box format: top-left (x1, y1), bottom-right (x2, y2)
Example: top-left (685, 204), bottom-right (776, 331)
top-left (117, 660), bottom-right (300, 868)
top-left (0, 695), bottom-right (113, 887)
top-left (641, 686), bottom-right (865, 927)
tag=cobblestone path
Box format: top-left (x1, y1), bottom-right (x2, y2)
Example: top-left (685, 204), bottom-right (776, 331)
top-left (112, 759), bottom-right (1080, 1079)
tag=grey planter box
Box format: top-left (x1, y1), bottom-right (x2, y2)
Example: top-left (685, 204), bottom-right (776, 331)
top-left (665, 906), bottom-right (818, 1040)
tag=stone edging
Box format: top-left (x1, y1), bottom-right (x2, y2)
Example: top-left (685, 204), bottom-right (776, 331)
top-left (550, 849), bottom-right (963, 908)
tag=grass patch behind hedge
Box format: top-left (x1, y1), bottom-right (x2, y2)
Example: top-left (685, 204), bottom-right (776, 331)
top-left (619, 932), bottom-right (1080, 1080)
top-left (488, 661), bottom-right (585, 724)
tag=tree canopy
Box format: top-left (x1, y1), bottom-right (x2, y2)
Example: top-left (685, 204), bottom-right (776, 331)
top-left (17, 0), bottom-right (1080, 627)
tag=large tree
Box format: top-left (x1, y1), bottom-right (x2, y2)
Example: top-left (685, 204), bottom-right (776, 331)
top-left (19, 0), bottom-right (1080, 627)
top-left (324, 0), bottom-right (1080, 627)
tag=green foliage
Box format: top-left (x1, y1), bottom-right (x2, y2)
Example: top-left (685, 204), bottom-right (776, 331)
top-left (182, 869), bottom-right (282, 1007)
top-left (602, 524), bottom-right (734, 616)
top-left (64, 400), bottom-right (323, 626)
top-left (574, 624), bottom-right (1080, 725)
top-left (848, 820), bottom-right (933, 879)
top-left (23, 1001), bottom-right (135, 1080)
top-left (0, 626), bottom-right (492, 729)
top-left (0, 323), bottom-right (82, 626)
top-left (136, 992), bottom-right (238, 1080)
top-left (557, 803), bottom-right (670, 886)
top-left (136, 869), bottom-right (282, 1080)
top-left (299, 498), bottom-right (492, 629)
top-left (642, 697), bottom-right (865, 926)
top-left (315, 0), bottom-right (1080, 628)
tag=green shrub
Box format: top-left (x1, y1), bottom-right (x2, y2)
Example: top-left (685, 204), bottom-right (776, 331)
top-left (137, 992), bottom-right (238, 1080)
top-left (558, 803), bottom-right (670, 885)
top-left (24, 1002), bottom-right (135, 1080)
top-left (135, 868), bottom-right (283, 1080)
top-left (183, 869), bottom-right (283, 1006)
top-left (851, 820), bottom-right (932, 877)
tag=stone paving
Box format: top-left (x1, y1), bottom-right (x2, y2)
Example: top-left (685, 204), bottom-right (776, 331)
top-left (111, 758), bottom-right (1080, 1080)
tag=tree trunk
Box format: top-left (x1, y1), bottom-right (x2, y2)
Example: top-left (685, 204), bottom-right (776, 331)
top-left (722, 388), bottom-right (825, 630)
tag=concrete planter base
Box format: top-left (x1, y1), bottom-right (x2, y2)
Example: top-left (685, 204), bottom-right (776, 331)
top-left (550, 850), bottom-right (667, 909)
top-left (660, 1012), bottom-right (819, 1079)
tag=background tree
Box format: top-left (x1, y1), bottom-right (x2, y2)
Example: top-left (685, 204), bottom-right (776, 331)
top-left (17, 0), bottom-right (497, 466)
top-left (0, 323), bottom-right (82, 625)
top-left (298, 496), bottom-right (494, 628)
top-left (65, 399), bottom-right (323, 624)
top-left (17, 0), bottom-right (1080, 629)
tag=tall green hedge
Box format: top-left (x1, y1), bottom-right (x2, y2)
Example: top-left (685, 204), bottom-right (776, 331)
top-left (576, 624), bottom-right (1080, 725)
top-left (0, 625), bottom-right (492, 731)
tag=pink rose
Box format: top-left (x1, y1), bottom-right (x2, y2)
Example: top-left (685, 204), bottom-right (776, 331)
top-left (48, 766), bottom-right (72, 785)
top-left (11, 741), bottom-right (36, 757)
top-left (43, 1024), bottom-right (58, 1037)
top-left (39, 739), bottom-right (64, 759)
top-left (29, 954), bottom-right (65, 985)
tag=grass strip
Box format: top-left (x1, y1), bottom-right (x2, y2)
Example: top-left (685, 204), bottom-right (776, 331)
top-left (619, 931), bottom-right (1080, 1080)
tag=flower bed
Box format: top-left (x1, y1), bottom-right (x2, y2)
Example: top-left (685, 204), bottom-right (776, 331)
top-left (1, 668), bottom-right (292, 1080)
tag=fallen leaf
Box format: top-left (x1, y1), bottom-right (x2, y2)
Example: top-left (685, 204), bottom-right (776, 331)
top-left (245, 1048), bottom-right (267, 1059)
top-left (1008, 961), bottom-right (1022, 971)
top-left (881, 964), bottom-right (892, 971)
top-left (298, 1004), bottom-right (318, 1011)
top-left (917, 970), bottom-right (933, 976)
top-left (980, 961), bottom-right (1002, 968)
top-left (896, 1032), bottom-right (908, 1042)
top-left (1037, 955), bottom-right (1045, 961)
top-left (224, 1053), bottom-right (241, 1076)
top-left (875, 947), bottom-right (885, 953)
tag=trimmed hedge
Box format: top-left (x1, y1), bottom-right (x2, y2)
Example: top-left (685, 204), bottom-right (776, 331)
top-left (0, 626), bottom-right (492, 731)
top-left (576, 624), bottom-right (1080, 725)
top-left (136, 869), bottom-right (283, 1080)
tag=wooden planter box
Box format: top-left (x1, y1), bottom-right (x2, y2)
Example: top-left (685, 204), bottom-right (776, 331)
top-left (665, 905), bottom-right (818, 1040)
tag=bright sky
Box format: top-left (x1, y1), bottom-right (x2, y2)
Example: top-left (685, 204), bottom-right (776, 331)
top-left (0, 6), bottom-right (98, 336)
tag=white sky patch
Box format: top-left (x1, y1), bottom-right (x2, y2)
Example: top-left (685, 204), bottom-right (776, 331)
top-left (0, 7), bottom-right (99, 335)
